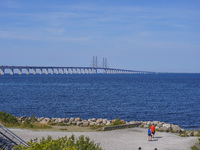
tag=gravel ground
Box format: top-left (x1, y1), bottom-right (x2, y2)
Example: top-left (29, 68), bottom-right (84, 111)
top-left (10, 127), bottom-right (198, 150)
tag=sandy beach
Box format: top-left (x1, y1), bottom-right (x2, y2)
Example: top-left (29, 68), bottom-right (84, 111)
top-left (10, 127), bottom-right (198, 150)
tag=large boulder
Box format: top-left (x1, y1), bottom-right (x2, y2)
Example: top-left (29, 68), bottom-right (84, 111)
top-left (161, 124), bottom-right (171, 131)
top-left (61, 118), bottom-right (65, 123)
top-left (19, 116), bottom-right (27, 121)
top-left (40, 118), bottom-right (50, 124)
top-left (129, 121), bottom-right (137, 124)
top-left (69, 117), bottom-right (74, 122)
top-left (83, 121), bottom-right (89, 127)
top-left (54, 118), bottom-right (62, 123)
top-left (91, 118), bottom-right (96, 122)
top-left (96, 118), bottom-right (103, 124)
top-left (76, 121), bottom-right (83, 126)
top-left (64, 118), bottom-right (69, 123)
top-left (171, 125), bottom-right (182, 132)
top-left (37, 117), bottom-right (44, 122)
top-left (90, 122), bottom-right (96, 126)
top-left (71, 121), bottom-right (76, 125)
top-left (106, 120), bottom-right (111, 126)
top-left (103, 119), bottom-right (108, 125)
top-left (75, 117), bottom-right (81, 122)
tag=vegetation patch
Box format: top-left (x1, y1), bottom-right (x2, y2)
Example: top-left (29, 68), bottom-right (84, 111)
top-left (0, 111), bottom-right (19, 126)
top-left (110, 118), bottom-right (125, 126)
top-left (191, 145), bottom-right (199, 150)
top-left (14, 135), bottom-right (103, 150)
top-left (0, 112), bottom-right (51, 129)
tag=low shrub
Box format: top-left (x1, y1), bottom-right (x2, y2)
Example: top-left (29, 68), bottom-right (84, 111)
top-left (0, 111), bottom-right (19, 125)
top-left (110, 118), bottom-right (125, 126)
top-left (179, 131), bottom-right (189, 137)
top-left (191, 145), bottom-right (198, 150)
top-left (14, 135), bottom-right (103, 150)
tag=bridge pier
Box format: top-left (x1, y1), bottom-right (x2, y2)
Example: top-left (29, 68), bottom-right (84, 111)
top-left (51, 69), bottom-right (54, 74)
top-left (61, 69), bottom-right (64, 74)
top-left (26, 69), bottom-right (29, 75)
top-left (70, 68), bottom-right (73, 74)
top-left (33, 69), bottom-right (36, 75)
top-left (18, 69), bottom-right (22, 75)
top-left (10, 69), bottom-right (14, 75)
top-left (56, 68), bottom-right (59, 74)
top-left (45, 68), bottom-right (48, 75)
top-left (1, 68), bottom-right (5, 75)
top-left (39, 69), bottom-right (42, 75)
top-left (83, 69), bottom-right (85, 74)
top-left (66, 69), bottom-right (68, 74)
top-left (75, 69), bottom-right (77, 74)
top-left (79, 69), bottom-right (81, 74)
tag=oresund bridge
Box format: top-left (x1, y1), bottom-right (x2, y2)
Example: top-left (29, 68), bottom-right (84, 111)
top-left (0, 57), bottom-right (155, 75)
top-left (0, 65), bottom-right (155, 75)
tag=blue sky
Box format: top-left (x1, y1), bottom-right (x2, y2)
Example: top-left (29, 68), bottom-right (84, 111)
top-left (0, 0), bottom-right (200, 72)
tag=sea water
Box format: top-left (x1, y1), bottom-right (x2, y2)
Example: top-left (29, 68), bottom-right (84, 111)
top-left (0, 73), bottom-right (199, 129)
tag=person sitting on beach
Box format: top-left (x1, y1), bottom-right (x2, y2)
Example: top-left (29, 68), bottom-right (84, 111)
top-left (148, 127), bottom-right (152, 141)
top-left (151, 124), bottom-right (155, 138)
top-left (138, 147), bottom-right (142, 150)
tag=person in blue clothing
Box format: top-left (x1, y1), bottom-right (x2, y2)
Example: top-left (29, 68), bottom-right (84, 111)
top-left (148, 127), bottom-right (152, 141)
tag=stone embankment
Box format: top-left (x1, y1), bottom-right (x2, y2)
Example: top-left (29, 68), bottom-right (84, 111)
top-left (18, 116), bottom-right (200, 136)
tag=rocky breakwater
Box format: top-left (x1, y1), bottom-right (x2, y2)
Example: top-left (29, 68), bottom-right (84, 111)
top-left (18, 116), bottom-right (200, 137)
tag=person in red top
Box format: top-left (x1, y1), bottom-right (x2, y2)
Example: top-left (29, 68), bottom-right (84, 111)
top-left (151, 124), bottom-right (155, 138)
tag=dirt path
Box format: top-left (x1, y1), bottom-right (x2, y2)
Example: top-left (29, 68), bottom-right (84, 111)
top-left (10, 127), bottom-right (198, 150)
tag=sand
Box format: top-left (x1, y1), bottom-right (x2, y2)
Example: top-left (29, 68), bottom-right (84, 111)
top-left (10, 127), bottom-right (198, 150)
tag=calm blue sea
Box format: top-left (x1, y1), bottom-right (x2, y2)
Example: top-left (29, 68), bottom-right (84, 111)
top-left (0, 74), bottom-right (200, 129)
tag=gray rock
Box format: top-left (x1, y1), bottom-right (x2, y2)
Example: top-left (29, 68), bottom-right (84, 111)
top-left (19, 116), bottom-right (27, 121)
top-left (90, 122), bottom-right (96, 126)
top-left (83, 121), bottom-right (89, 127)
top-left (103, 119), bottom-right (108, 124)
top-left (96, 118), bottom-right (103, 124)
top-left (152, 121), bottom-right (160, 126)
top-left (129, 121), bottom-right (137, 124)
top-left (51, 118), bottom-right (57, 121)
top-left (72, 121), bottom-right (76, 125)
top-left (171, 125), bottom-right (182, 132)
top-left (106, 120), bottom-right (111, 126)
top-left (76, 121), bottom-right (83, 126)
top-left (75, 117), bottom-right (81, 122)
top-left (69, 117), bottom-right (74, 122)
top-left (37, 117), bottom-right (44, 122)
top-left (91, 118), bottom-right (96, 122)
top-left (54, 118), bottom-right (62, 123)
top-left (40, 118), bottom-right (50, 124)
top-left (162, 123), bottom-right (171, 129)
top-left (64, 118), bottom-right (69, 123)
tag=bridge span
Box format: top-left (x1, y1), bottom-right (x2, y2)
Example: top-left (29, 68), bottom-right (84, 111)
top-left (0, 65), bottom-right (155, 75)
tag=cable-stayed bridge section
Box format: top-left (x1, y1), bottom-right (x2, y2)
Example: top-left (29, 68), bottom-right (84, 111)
top-left (0, 65), bottom-right (155, 75)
